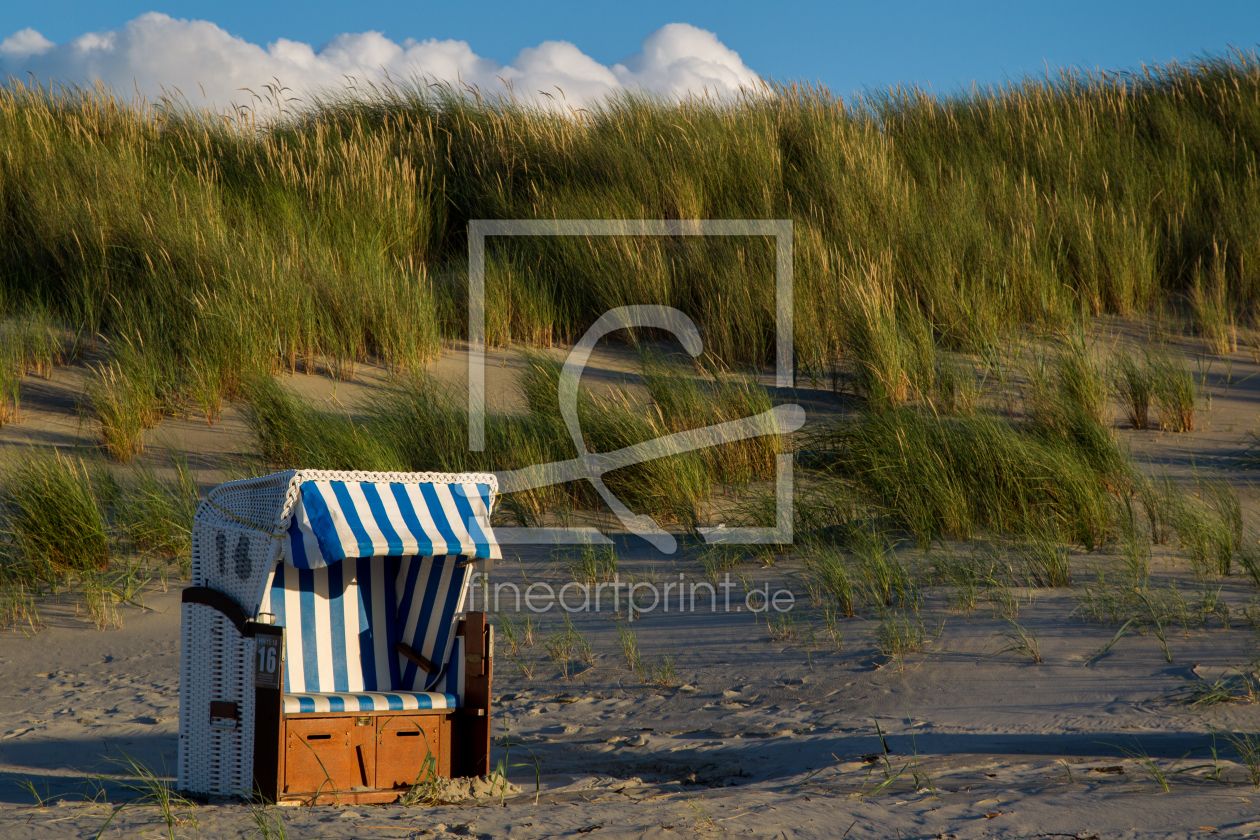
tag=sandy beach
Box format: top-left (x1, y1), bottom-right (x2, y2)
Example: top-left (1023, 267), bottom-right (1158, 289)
top-left (4, 545), bottom-right (1260, 838)
top-left (0, 331), bottom-right (1259, 838)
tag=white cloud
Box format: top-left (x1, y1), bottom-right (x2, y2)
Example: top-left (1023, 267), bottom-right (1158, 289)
top-left (0, 14), bottom-right (763, 113)
top-left (0, 27), bottom-right (54, 63)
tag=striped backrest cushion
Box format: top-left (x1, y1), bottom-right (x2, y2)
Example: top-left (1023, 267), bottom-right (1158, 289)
top-left (395, 556), bottom-right (469, 691)
top-left (287, 480), bottom-right (499, 568)
top-left (265, 558), bottom-right (400, 693)
top-left (431, 636), bottom-right (465, 701)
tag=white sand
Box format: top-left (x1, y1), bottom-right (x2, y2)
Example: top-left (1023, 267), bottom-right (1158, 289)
top-left (3, 545), bottom-right (1260, 839)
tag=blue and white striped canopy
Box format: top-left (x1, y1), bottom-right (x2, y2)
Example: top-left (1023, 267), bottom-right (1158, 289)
top-left (284, 479), bottom-right (500, 569)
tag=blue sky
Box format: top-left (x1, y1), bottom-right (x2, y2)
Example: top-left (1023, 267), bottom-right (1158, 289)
top-left (1, 1), bottom-right (1256, 108)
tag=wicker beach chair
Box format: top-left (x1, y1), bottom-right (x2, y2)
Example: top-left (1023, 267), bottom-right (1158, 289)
top-left (177, 470), bottom-right (499, 804)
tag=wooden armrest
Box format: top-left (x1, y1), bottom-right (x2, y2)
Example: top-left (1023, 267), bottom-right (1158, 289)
top-left (395, 642), bottom-right (437, 674)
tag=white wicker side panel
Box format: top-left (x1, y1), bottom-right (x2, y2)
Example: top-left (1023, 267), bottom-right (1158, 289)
top-left (192, 470), bottom-right (293, 612)
top-left (184, 472), bottom-right (290, 798)
top-left (177, 602), bottom-right (199, 792)
top-left (177, 603), bottom-right (254, 796)
top-left (195, 523), bottom-right (282, 621)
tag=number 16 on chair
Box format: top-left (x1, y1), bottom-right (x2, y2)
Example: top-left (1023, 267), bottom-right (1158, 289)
top-left (254, 633), bottom-right (282, 689)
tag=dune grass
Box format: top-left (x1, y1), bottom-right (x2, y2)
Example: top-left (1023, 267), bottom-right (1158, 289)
top-left (0, 575), bottom-right (41, 632)
top-left (558, 540), bottom-right (618, 585)
top-left (244, 353), bottom-right (781, 528)
top-left (5, 55), bottom-right (1260, 638)
top-left (875, 612), bottom-right (929, 663)
top-left (1113, 349), bottom-right (1155, 430)
top-left (814, 402), bottom-right (1128, 548)
top-left (0, 311), bottom-right (68, 427)
top-left (992, 619), bottom-right (1044, 664)
top-left (804, 548), bottom-right (855, 617)
top-left (1019, 532), bottom-right (1074, 587)
top-left (118, 455), bottom-right (201, 570)
top-left (0, 53), bottom-right (1257, 431)
top-left (245, 377), bottom-right (403, 473)
top-left (0, 449), bottom-right (110, 578)
top-left (0, 346), bottom-right (19, 428)
top-left (0, 446), bottom-right (202, 628)
top-left (1151, 353), bottom-right (1198, 433)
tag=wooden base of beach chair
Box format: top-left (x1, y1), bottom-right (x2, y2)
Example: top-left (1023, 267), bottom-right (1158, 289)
top-left (256, 611), bottom-right (494, 804)
top-left (276, 709), bottom-right (453, 803)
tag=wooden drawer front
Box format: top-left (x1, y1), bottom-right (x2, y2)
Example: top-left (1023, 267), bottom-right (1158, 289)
top-left (376, 714), bottom-right (441, 790)
top-left (284, 716), bottom-right (376, 794)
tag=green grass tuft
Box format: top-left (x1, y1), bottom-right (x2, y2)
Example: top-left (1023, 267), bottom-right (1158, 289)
top-left (1, 449), bottom-right (110, 578)
top-left (817, 404), bottom-right (1128, 548)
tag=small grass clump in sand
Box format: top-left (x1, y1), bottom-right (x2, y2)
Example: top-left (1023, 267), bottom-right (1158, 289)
top-left (875, 612), bottom-right (929, 665)
top-left (854, 537), bottom-right (920, 612)
top-left (1169, 668), bottom-right (1260, 707)
top-left (0, 311), bottom-right (71, 428)
top-left (642, 650), bottom-right (678, 688)
top-left (0, 344), bottom-right (21, 428)
top-left (0, 449), bottom-right (110, 577)
top-left (557, 541), bottom-right (618, 585)
top-left (1113, 349), bottom-right (1155, 430)
top-left (496, 612), bottom-right (538, 656)
top-left (1224, 732), bottom-right (1260, 788)
top-left (1172, 485), bottom-right (1241, 578)
top-left (102, 753), bottom-right (198, 840)
top-left (803, 548), bottom-right (855, 617)
top-left (0, 575), bottom-right (41, 632)
top-left (1030, 334), bottom-right (1109, 429)
top-left (1018, 532), bottom-right (1073, 588)
top-left (118, 455), bottom-right (200, 566)
top-left (992, 619), bottom-right (1044, 664)
top-left (928, 546), bottom-right (1007, 611)
top-left (543, 614), bottom-right (592, 679)
top-left (85, 360), bottom-right (163, 463)
top-left (614, 622), bottom-right (642, 673)
top-left (1075, 576), bottom-right (1232, 642)
top-left (817, 405), bottom-right (1126, 549)
top-left (1151, 353), bottom-right (1198, 433)
top-left (1190, 245), bottom-right (1239, 356)
top-left (1132, 471), bottom-right (1243, 579)
top-left (0, 445), bottom-right (201, 630)
top-left (766, 610), bottom-right (798, 642)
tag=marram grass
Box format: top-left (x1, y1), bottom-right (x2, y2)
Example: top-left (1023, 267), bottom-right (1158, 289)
top-left (1, 52), bottom-right (1260, 424)
top-left (815, 405), bottom-right (1129, 548)
top-left (243, 356), bottom-right (781, 528)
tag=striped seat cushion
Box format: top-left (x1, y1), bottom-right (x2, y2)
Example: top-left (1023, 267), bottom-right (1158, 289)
top-left (282, 691), bottom-right (458, 714)
top-left (395, 556), bottom-right (469, 692)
